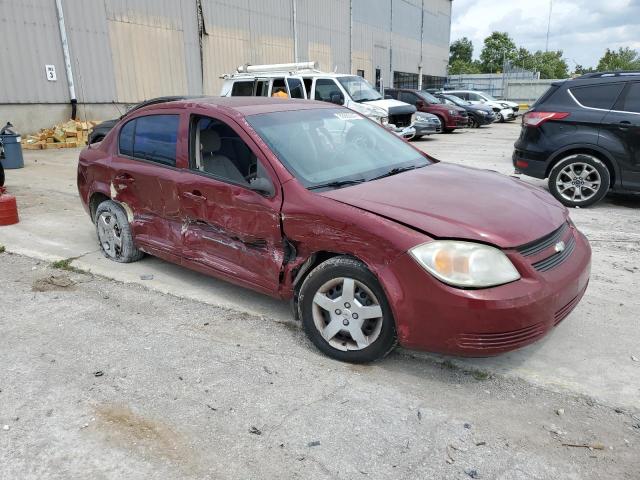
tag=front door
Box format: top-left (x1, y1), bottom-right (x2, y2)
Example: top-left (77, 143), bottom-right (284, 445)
top-left (602, 81), bottom-right (640, 190)
top-left (110, 113), bottom-right (183, 260)
top-left (178, 112), bottom-right (284, 294)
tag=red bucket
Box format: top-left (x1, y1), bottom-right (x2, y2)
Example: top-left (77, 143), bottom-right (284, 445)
top-left (0, 187), bottom-right (19, 226)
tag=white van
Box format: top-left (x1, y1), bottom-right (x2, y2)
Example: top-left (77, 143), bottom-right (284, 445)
top-left (220, 62), bottom-right (416, 139)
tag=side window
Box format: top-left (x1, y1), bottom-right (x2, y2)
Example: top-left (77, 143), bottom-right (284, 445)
top-left (119, 119), bottom-right (135, 157)
top-left (271, 78), bottom-right (288, 97)
top-left (191, 116), bottom-right (274, 194)
top-left (302, 78), bottom-right (313, 98)
top-left (571, 83), bottom-right (624, 110)
top-left (287, 78), bottom-right (305, 99)
top-left (120, 115), bottom-right (179, 166)
top-left (620, 82), bottom-right (640, 113)
top-left (255, 80), bottom-right (268, 97)
top-left (399, 92), bottom-right (418, 105)
top-left (468, 93), bottom-right (480, 101)
top-left (314, 79), bottom-right (342, 103)
top-left (231, 81), bottom-right (254, 96)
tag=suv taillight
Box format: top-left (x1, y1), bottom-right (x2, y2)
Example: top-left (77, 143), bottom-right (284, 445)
top-left (523, 111), bottom-right (569, 127)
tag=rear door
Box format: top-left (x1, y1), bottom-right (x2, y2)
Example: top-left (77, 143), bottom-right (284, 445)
top-left (178, 111), bottom-right (284, 294)
top-left (286, 76), bottom-right (307, 99)
top-left (110, 113), bottom-right (184, 260)
top-left (602, 81), bottom-right (640, 190)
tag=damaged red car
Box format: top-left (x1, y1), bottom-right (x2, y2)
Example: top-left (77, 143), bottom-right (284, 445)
top-left (77, 97), bottom-right (591, 363)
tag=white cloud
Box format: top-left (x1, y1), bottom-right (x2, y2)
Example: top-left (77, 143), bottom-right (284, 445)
top-left (451, 0), bottom-right (640, 68)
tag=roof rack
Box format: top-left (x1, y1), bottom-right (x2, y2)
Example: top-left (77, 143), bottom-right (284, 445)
top-left (220, 61), bottom-right (323, 79)
top-left (576, 71), bottom-right (640, 79)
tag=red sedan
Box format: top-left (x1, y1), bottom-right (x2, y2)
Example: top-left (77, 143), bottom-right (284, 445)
top-left (78, 97), bottom-right (591, 363)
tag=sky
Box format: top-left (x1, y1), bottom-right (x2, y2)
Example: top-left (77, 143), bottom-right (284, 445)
top-left (451, 0), bottom-right (640, 69)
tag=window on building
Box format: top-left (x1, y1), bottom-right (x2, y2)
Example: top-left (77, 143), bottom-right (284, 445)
top-left (119, 115), bottom-right (179, 167)
top-left (375, 68), bottom-right (381, 90)
top-left (393, 71), bottom-right (419, 89)
top-left (231, 81), bottom-right (254, 96)
top-left (357, 69), bottom-right (365, 78)
top-left (571, 83), bottom-right (624, 110)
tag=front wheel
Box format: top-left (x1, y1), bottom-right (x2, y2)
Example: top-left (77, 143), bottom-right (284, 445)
top-left (548, 154), bottom-right (610, 207)
top-left (298, 256), bottom-right (397, 363)
top-left (468, 116), bottom-right (479, 128)
top-left (497, 112), bottom-right (505, 123)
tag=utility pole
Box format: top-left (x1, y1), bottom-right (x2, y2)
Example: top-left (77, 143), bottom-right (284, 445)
top-left (545, 0), bottom-right (553, 52)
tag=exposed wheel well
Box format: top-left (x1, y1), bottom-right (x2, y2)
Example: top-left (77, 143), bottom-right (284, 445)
top-left (89, 192), bottom-right (110, 221)
top-left (546, 149), bottom-right (615, 186)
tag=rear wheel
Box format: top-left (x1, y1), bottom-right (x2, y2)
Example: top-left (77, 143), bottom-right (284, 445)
top-left (298, 256), bottom-right (397, 363)
top-left (95, 200), bottom-right (144, 263)
top-left (548, 154), bottom-right (610, 207)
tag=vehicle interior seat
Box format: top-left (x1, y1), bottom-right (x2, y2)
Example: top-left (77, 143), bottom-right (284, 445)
top-left (199, 129), bottom-right (247, 184)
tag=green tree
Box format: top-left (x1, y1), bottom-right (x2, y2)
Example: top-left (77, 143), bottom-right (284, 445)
top-left (596, 47), bottom-right (640, 71)
top-left (480, 32), bottom-right (517, 73)
top-left (450, 37), bottom-right (474, 63)
top-left (448, 59), bottom-right (482, 75)
top-left (530, 50), bottom-right (569, 79)
top-left (573, 64), bottom-right (595, 75)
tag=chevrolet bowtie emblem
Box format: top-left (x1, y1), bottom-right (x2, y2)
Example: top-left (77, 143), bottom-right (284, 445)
top-left (555, 241), bottom-right (566, 253)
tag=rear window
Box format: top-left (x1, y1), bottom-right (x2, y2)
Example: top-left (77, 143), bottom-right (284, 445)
top-left (118, 114), bottom-right (179, 167)
top-left (570, 83), bottom-right (624, 110)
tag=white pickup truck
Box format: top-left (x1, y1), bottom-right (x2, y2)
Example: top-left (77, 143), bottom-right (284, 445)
top-left (220, 62), bottom-right (416, 139)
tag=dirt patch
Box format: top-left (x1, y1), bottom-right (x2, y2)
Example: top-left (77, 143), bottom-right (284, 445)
top-left (32, 274), bottom-right (75, 292)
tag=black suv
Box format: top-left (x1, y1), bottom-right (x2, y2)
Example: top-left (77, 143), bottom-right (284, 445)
top-left (513, 71), bottom-right (640, 207)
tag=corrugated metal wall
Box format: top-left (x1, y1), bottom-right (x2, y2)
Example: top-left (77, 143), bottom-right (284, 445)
top-left (0, 0), bottom-right (451, 104)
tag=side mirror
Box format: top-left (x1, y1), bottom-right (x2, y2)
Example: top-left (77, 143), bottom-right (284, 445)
top-left (330, 93), bottom-right (344, 105)
top-left (249, 177), bottom-right (275, 196)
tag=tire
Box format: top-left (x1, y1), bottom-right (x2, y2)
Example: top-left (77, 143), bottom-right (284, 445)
top-left (298, 256), bottom-right (397, 363)
top-left (548, 154), bottom-right (610, 207)
top-left (443, 128), bottom-right (455, 133)
top-left (468, 116), bottom-right (479, 128)
top-left (95, 200), bottom-right (144, 263)
top-left (497, 112), bottom-right (505, 123)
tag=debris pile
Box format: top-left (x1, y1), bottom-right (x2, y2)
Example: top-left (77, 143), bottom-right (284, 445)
top-left (22, 119), bottom-right (99, 150)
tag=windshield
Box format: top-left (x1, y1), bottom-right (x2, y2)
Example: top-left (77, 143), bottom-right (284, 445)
top-left (417, 91), bottom-right (442, 104)
top-left (444, 94), bottom-right (469, 107)
top-left (337, 76), bottom-right (383, 102)
top-left (247, 108), bottom-right (430, 190)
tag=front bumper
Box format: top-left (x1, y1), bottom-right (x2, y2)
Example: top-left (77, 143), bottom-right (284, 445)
top-left (388, 125), bottom-right (416, 140)
top-left (379, 225), bottom-right (591, 356)
top-left (413, 121), bottom-right (439, 136)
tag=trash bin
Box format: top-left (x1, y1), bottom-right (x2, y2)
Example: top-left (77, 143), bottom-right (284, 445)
top-left (0, 122), bottom-right (24, 169)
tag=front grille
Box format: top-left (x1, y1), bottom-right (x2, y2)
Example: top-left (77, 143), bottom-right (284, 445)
top-left (531, 235), bottom-right (576, 272)
top-left (517, 222), bottom-right (569, 257)
top-left (513, 106), bottom-right (520, 113)
top-left (390, 113), bottom-right (412, 128)
top-left (456, 322), bottom-right (546, 350)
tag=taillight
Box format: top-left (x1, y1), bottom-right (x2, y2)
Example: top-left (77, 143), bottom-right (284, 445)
top-left (523, 111), bottom-right (569, 127)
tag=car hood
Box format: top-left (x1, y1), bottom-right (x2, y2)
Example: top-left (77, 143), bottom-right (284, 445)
top-left (320, 163), bottom-right (567, 248)
top-left (363, 99), bottom-right (414, 112)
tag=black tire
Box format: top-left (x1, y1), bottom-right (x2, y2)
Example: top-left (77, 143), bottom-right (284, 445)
top-left (95, 200), bottom-right (144, 263)
top-left (497, 112), bottom-right (505, 123)
top-left (468, 116), bottom-right (479, 128)
top-left (298, 256), bottom-right (397, 363)
top-left (548, 154), bottom-right (610, 208)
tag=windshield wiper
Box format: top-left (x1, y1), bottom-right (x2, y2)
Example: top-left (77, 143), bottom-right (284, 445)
top-left (308, 179), bottom-right (366, 190)
top-left (369, 164), bottom-right (425, 181)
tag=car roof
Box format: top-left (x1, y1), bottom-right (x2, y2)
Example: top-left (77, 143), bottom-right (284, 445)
top-left (140, 96), bottom-right (337, 117)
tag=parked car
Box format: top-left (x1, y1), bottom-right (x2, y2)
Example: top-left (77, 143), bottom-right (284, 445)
top-left (384, 88), bottom-right (468, 133)
top-left (446, 90), bottom-right (519, 122)
top-left (413, 112), bottom-right (442, 138)
top-left (435, 93), bottom-right (496, 127)
top-left (514, 71), bottom-right (640, 207)
top-left (88, 96), bottom-right (199, 144)
top-left (221, 62), bottom-right (417, 139)
top-left (78, 97), bottom-right (591, 363)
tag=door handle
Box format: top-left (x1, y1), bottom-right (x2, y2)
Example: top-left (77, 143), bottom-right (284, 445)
top-left (182, 190), bottom-right (206, 202)
top-left (619, 120), bottom-right (632, 129)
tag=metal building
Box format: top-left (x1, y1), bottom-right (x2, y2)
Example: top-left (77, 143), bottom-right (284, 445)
top-left (0, 0), bottom-right (452, 132)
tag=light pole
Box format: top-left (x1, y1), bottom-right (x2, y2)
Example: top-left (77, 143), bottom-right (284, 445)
top-left (545, 0), bottom-right (553, 52)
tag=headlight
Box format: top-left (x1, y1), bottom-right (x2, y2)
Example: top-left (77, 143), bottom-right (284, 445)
top-left (352, 103), bottom-right (387, 121)
top-left (448, 109), bottom-right (457, 116)
top-left (381, 116), bottom-right (389, 126)
top-left (409, 241), bottom-right (520, 288)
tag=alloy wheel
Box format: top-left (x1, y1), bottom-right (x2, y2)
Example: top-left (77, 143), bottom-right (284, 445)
top-left (555, 162), bottom-right (601, 203)
top-left (311, 277), bottom-right (383, 351)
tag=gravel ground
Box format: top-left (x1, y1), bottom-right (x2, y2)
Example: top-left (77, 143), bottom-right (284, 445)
top-left (1, 252), bottom-right (639, 480)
